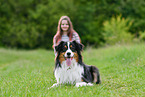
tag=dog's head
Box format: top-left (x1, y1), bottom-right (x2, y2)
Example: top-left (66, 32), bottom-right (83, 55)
top-left (55, 41), bottom-right (84, 66)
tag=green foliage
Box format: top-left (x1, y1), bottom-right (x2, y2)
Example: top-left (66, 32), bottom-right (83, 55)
top-left (0, 0), bottom-right (77, 49)
top-left (0, 0), bottom-right (145, 49)
top-left (139, 31), bottom-right (145, 41)
top-left (119, 0), bottom-right (145, 33)
top-left (103, 15), bottom-right (133, 45)
top-left (73, 1), bottom-right (101, 47)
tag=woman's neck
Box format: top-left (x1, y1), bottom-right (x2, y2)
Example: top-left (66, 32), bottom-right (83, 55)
top-left (63, 31), bottom-right (68, 35)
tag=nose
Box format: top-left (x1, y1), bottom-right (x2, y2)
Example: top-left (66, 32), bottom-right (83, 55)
top-left (67, 52), bottom-right (71, 56)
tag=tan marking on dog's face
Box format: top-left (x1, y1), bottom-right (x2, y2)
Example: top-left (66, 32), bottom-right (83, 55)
top-left (73, 52), bottom-right (78, 62)
top-left (59, 52), bottom-right (65, 64)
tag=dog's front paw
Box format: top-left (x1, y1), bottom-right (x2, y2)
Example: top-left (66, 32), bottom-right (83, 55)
top-left (75, 82), bottom-right (93, 87)
top-left (87, 83), bottom-right (93, 86)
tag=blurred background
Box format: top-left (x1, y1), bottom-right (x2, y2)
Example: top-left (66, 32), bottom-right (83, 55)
top-left (0, 0), bottom-right (145, 49)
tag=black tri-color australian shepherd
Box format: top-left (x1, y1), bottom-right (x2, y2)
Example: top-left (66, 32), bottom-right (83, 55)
top-left (49, 41), bottom-right (101, 89)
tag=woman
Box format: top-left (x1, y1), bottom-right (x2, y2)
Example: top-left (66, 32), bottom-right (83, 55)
top-left (53, 16), bottom-right (81, 56)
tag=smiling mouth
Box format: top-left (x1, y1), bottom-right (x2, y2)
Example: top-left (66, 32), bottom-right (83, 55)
top-left (63, 56), bottom-right (73, 66)
top-left (66, 57), bottom-right (73, 66)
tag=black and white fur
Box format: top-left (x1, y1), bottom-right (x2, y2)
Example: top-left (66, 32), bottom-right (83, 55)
top-left (49, 41), bottom-right (101, 89)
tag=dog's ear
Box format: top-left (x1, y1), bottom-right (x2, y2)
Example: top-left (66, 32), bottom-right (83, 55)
top-left (55, 41), bottom-right (64, 52)
top-left (72, 41), bottom-right (84, 51)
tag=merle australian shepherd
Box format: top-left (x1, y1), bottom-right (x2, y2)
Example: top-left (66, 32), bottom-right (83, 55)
top-left (49, 41), bottom-right (101, 89)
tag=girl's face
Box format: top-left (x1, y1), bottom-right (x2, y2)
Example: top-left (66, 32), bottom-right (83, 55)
top-left (61, 20), bottom-right (69, 32)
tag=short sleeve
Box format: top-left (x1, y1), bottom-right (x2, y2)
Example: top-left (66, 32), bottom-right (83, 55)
top-left (73, 32), bottom-right (81, 43)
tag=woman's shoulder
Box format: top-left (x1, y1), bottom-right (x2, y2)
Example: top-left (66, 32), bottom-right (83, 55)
top-left (53, 34), bottom-right (59, 40)
top-left (72, 31), bottom-right (81, 43)
top-left (72, 31), bottom-right (79, 36)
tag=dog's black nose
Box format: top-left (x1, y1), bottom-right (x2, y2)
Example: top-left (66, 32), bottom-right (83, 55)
top-left (67, 52), bottom-right (71, 56)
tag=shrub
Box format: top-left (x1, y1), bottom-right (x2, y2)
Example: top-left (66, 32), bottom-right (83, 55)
top-left (103, 15), bottom-right (133, 45)
top-left (139, 31), bottom-right (145, 41)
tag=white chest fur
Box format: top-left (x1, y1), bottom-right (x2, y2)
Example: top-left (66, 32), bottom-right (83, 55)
top-left (54, 59), bottom-right (84, 84)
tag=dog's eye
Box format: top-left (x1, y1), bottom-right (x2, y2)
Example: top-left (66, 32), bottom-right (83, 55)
top-left (70, 45), bottom-right (75, 52)
top-left (65, 45), bottom-right (67, 48)
top-left (62, 45), bottom-right (67, 52)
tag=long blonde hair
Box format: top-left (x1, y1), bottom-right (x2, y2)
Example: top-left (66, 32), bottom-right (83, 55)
top-left (53, 16), bottom-right (76, 48)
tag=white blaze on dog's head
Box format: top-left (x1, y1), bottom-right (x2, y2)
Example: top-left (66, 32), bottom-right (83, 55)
top-left (64, 42), bottom-right (74, 58)
top-left (64, 42), bottom-right (74, 66)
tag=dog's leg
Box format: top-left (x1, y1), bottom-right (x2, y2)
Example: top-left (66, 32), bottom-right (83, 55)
top-left (75, 82), bottom-right (93, 87)
top-left (48, 83), bottom-right (59, 89)
top-left (91, 66), bottom-right (101, 84)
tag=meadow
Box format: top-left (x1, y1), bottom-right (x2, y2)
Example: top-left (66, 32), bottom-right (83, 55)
top-left (0, 43), bottom-right (145, 97)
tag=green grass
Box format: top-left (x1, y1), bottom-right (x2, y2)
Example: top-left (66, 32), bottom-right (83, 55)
top-left (0, 44), bottom-right (145, 97)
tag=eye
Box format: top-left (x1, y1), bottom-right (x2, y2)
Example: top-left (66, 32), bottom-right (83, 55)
top-left (62, 45), bottom-right (67, 52)
top-left (70, 45), bottom-right (75, 52)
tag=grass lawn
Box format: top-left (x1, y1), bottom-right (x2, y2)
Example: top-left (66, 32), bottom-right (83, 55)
top-left (0, 43), bottom-right (145, 97)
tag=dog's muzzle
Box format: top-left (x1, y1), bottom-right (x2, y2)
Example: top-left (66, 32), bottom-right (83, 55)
top-left (64, 52), bottom-right (74, 66)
